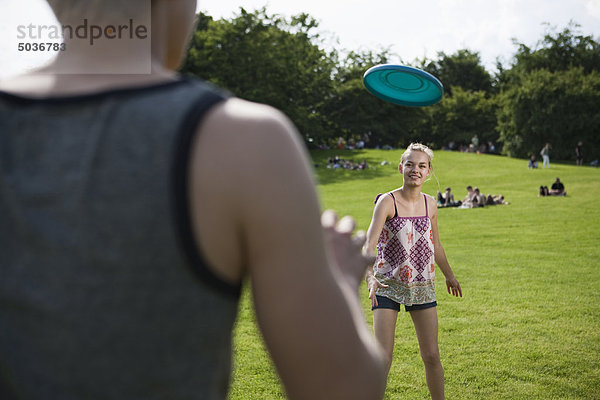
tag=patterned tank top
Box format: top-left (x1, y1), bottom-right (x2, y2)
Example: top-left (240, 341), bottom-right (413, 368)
top-left (374, 192), bottom-right (436, 305)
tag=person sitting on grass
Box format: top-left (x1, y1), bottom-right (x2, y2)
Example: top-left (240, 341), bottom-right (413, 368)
top-left (486, 194), bottom-right (508, 205)
top-left (462, 185), bottom-right (476, 207)
top-left (472, 187), bottom-right (487, 207)
top-left (438, 187), bottom-right (461, 208)
top-left (436, 191), bottom-right (445, 207)
top-left (549, 178), bottom-right (566, 196)
top-left (528, 154), bottom-right (538, 169)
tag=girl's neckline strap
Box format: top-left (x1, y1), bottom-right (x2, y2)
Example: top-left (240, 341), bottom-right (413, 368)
top-left (386, 192), bottom-right (429, 219)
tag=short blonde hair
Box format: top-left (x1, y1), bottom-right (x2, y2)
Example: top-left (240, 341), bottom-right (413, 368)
top-left (400, 143), bottom-right (434, 167)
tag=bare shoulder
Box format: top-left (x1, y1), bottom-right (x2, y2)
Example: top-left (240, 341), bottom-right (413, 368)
top-left (195, 97), bottom-right (309, 187)
top-left (375, 192), bottom-right (394, 208)
top-left (424, 193), bottom-right (436, 202)
top-left (210, 97), bottom-right (283, 121)
top-left (201, 97), bottom-right (298, 144)
top-left (373, 192), bottom-right (396, 219)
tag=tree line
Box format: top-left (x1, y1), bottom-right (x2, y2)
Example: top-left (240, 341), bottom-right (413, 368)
top-left (180, 8), bottom-right (600, 162)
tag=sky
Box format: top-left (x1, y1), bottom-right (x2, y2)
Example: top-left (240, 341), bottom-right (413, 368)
top-left (1, 0), bottom-right (599, 80)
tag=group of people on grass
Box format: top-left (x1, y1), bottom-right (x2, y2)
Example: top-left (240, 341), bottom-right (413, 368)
top-left (436, 186), bottom-right (507, 208)
top-left (528, 143), bottom-right (551, 169)
top-left (441, 136), bottom-right (497, 154)
top-left (436, 187), bottom-right (461, 207)
top-left (529, 141), bottom-right (590, 168)
top-left (326, 155), bottom-right (369, 170)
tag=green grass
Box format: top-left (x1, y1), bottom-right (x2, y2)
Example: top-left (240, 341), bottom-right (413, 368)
top-left (229, 149), bottom-right (600, 399)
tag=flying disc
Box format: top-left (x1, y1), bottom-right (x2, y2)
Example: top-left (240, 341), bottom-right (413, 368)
top-left (363, 64), bottom-right (444, 107)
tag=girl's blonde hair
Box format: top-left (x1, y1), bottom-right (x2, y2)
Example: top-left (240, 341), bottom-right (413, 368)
top-left (400, 143), bottom-right (434, 167)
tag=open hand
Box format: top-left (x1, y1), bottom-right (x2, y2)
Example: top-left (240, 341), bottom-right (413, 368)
top-left (321, 210), bottom-right (374, 290)
top-left (367, 276), bottom-right (389, 308)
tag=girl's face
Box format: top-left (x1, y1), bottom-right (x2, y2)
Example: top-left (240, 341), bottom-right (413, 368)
top-left (399, 150), bottom-right (431, 187)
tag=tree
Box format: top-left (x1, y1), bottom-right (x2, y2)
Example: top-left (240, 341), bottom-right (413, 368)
top-left (180, 8), bottom-right (337, 142)
top-left (429, 87), bottom-right (497, 149)
top-left (496, 68), bottom-right (600, 160)
top-left (324, 50), bottom-right (429, 148)
top-left (511, 22), bottom-right (600, 76)
top-left (497, 22), bottom-right (600, 161)
top-left (411, 50), bottom-right (496, 149)
top-left (421, 50), bottom-right (493, 96)
top-left (179, 10), bottom-right (599, 160)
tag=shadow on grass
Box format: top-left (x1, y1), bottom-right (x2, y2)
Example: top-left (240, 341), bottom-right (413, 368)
top-left (311, 149), bottom-right (397, 185)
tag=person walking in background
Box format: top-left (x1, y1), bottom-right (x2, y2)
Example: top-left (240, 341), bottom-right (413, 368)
top-left (0, 1), bottom-right (387, 399)
top-left (469, 134), bottom-right (479, 153)
top-left (540, 143), bottom-right (551, 168)
top-left (364, 143), bottom-right (462, 400)
top-left (576, 141), bottom-right (584, 166)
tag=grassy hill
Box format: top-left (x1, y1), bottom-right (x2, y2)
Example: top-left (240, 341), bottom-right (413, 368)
top-left (229, 149), bottom-right (600, 399)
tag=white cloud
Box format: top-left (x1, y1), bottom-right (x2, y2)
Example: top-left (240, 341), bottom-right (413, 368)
top-left (585, 0), bottom-right (600, 19)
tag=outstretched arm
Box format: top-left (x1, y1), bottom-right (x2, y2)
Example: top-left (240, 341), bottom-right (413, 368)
top-left (190, 98), bottom-right (386, 400)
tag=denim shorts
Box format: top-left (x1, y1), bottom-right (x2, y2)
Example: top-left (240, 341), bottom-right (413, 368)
top-left (372, 295), bottom-right (437, 312)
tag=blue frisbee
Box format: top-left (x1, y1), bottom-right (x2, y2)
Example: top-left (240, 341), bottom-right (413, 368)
top-left (363, 64), bottom-right (444, 107)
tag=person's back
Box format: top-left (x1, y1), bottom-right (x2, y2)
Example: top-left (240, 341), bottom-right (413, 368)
top-left (0, 78), bottom-right (239, 400)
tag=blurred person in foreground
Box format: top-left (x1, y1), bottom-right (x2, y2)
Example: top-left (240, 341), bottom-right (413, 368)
top-left (0, 1), bottom-right (386, 399)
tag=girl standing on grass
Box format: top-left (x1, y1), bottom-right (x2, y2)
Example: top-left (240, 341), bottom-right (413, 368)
top-left (364, 143), bottom-right (462, 400)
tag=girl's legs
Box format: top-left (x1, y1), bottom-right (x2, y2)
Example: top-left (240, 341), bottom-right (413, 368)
top-left (373, 308), bottom-right (399, 375)
top-left (410, 307), bottom-right (444, 400)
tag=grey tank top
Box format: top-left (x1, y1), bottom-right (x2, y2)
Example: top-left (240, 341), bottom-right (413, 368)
top-left (0, 78), bottom-right (241, 399)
